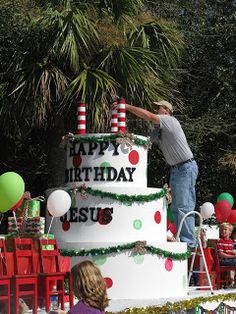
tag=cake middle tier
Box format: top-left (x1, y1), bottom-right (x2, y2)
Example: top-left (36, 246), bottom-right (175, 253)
top-left (46, 186), bottom-right (167, 244)
top-left (64, 133), bottom-right (148, 187)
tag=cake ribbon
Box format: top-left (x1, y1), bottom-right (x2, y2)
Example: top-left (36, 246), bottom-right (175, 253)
top-left (70, 183), bottom-right (88, 200)
top-left (163, 183), bottom-right (172, 204)
top-left (131, 240), bottom-right (147, 255)
top-left (60, 132), bottom-right (74, 148)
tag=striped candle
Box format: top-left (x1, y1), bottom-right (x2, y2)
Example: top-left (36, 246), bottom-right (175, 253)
top-left (117, 98), bottom-right (126, 133)
top-left (76, 102), bottom-right (86, 134)
top-left (111, 108), bottom-right (118, 133)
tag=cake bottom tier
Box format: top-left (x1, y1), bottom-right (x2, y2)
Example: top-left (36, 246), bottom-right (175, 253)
top-left (61, 241), bottom-right (188, 300)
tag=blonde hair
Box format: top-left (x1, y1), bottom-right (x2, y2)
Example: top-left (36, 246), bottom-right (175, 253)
top-left (219, 222), bottom-right (233, 233)
top-left (71, 260), bottom-right (109, 310)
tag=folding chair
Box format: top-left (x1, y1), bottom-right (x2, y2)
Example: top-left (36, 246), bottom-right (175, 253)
top-left (12, 238), bottom-right (38, 314)
top-left (0, 239), bottom-right (11, 314)
top-left (38, 239), bottom-right (67, 312)
top-left (214, 244), bottom-right (236, 289)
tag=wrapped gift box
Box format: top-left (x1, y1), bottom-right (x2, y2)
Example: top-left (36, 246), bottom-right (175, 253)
top-left (8, 217), bottom-right (24, 235)
top-left (41, 234), bottom-right (55, 250)
top-left (16, 199), bottom-right (41, 218)
top-left (8, 217), bottom-right (45, 236)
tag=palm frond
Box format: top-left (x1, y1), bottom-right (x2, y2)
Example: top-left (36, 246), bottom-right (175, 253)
top-left (98, 0), bottom-right (144, 22)
top-left (41, 4), bottom-right (98, 72)
top-left (63, 66), bottom-right (118, 108)
top-left (8, 60), bottom-right (68, 125)
top-left (128, 21), bottom-right (184, 67)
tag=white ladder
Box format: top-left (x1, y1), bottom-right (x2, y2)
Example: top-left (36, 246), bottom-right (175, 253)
top-left (176, 211), bottom-right (214, 293)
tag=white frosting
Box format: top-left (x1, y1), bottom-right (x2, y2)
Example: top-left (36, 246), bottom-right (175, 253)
top-left (46, 133), bottom-right (188, 300)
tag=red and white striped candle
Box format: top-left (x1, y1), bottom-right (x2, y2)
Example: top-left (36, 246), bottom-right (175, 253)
top-left (111, 108), bottom-right (118, 133)
top-left (76, 102), bottom-right (86, 134)
top-left (117, 98), bottom-right (126, 133)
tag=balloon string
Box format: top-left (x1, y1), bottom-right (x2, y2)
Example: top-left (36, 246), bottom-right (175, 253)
top-left (47, 216), bottom-right (54, 240)
top-left (0, 214), bottom-right (3, 226)
top-left (12, 211), bottom-right (20, 238)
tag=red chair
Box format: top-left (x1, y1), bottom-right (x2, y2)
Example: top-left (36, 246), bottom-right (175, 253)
top-left (213, 244), bottom-right (236, 289)
top-left (38, 239), bottom-right (67, 312)
top-left (12, 238), bottom-right (38, 314)
top-left (65, 271), bottom-right (74, 307)
top-left (0, 239), bottom-right (11, 314)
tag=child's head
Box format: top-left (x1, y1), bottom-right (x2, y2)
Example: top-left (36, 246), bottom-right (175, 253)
top-left (71, 260), bottom-right (109, 310)
top-left (219, 222), bottom-right (233, 239)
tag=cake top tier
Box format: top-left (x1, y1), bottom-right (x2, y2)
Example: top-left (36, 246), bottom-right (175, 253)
top-left (64, 133), bottom-right (151, 188)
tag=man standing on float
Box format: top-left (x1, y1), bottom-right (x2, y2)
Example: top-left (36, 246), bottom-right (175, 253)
top-left (113, 100), bottom-right (198, 249)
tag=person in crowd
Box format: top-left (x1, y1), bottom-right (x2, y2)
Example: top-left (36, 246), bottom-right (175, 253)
top-left (113, 99), bottom-right (198, 248)
top-left (217, 222), bottom-right (236, 288)
top-left (67, 260), bottom-right (109, 314)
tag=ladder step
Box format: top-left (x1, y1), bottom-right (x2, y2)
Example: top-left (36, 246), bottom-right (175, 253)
top-left (188, 270), bottom-right (208, 274)
top-left (188, 286), bottom-right (212, 290)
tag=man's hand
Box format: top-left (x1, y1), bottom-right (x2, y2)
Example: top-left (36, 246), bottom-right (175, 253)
top-left (112, 102), bottom-right (118, 110)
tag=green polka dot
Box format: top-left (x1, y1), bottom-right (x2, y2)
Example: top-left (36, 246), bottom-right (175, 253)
top-left (92, 255), bottom-right (107, 266)
top-left (100, 162), bottom-right (111, 174)
top-left (133, 219), bottom-right (142, 230)
top-left (133, 254), bottom-right (144, 264)
top-left (182, 274), bottom-right (187, 288)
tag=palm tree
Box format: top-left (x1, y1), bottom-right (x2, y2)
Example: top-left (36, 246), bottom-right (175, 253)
top-left (1, 0), bottom-right (184, 187)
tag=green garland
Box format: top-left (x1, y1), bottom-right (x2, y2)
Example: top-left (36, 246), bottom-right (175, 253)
top-left (68, 185), bottom-right (167, 206)
top-left (85, 187), bottom-right (167, 205)
top-left (60, 241), bottom-right (191, 260)
top-left (105, 293), bottom-right (236, 314)
top-left (69, 133), bottom-right (151, 148)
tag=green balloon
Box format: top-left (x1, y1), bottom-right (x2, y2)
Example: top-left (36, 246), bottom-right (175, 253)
top-left (217, 192), bottom-right (234, 208)
top-left (0, 172), bottom-right (25, 213)
top-left (167, 206), bottom-right (174, 222)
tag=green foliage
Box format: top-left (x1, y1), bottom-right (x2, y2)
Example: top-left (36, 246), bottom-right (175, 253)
top-left (146, 0), bottom-right (236, 205)
top-left (0, 0), bottom-right (184, 193)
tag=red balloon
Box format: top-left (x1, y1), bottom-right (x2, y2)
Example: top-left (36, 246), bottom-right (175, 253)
top-left (214, 200), bottom-right (232, 223)
top-left (226, 209), bottom-right (236, 224)
top-left (10, 194), bottom-right (24, 211)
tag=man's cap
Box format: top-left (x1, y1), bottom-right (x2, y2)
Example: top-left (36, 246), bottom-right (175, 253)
top-left (153, 100), bottom-right (173, 113)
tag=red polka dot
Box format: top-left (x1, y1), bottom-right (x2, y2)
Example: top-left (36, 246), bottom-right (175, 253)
top-left (128, 150), bottom-right (139, 165)
top-left (62, 221), bottom-right (70, 231)
top-left (73, 155), bottom-right (82, 168)
top-left (165, 258), bottom-right (173, 272)
top-left (98, 209), bottom-right (112, 225)
top-left (154, 211), bottom-right (161, 224)
top-left (104, 277), bottom-right (113, 288)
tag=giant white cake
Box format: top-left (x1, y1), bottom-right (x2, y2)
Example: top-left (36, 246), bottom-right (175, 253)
top-left (47, 133), bottom-right (188, 299)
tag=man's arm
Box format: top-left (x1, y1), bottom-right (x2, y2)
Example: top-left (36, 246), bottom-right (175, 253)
top-left (126, 104), bottom-right (160, 124)
top-left (113, 102), bottom-right (160, 124)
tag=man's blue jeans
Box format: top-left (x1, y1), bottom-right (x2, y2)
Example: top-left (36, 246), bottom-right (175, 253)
top-left (170, 160), bottom-right (198, 247)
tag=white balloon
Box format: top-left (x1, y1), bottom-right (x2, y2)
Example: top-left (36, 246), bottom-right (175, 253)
top-left (47, 190), bottom-right (71, 217)
top-left (200, 202), bottom-right (215, 219)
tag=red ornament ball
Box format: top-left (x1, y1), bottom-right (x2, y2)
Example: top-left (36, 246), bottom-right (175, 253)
top-left (98, 209), bottom-right (112, 225)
